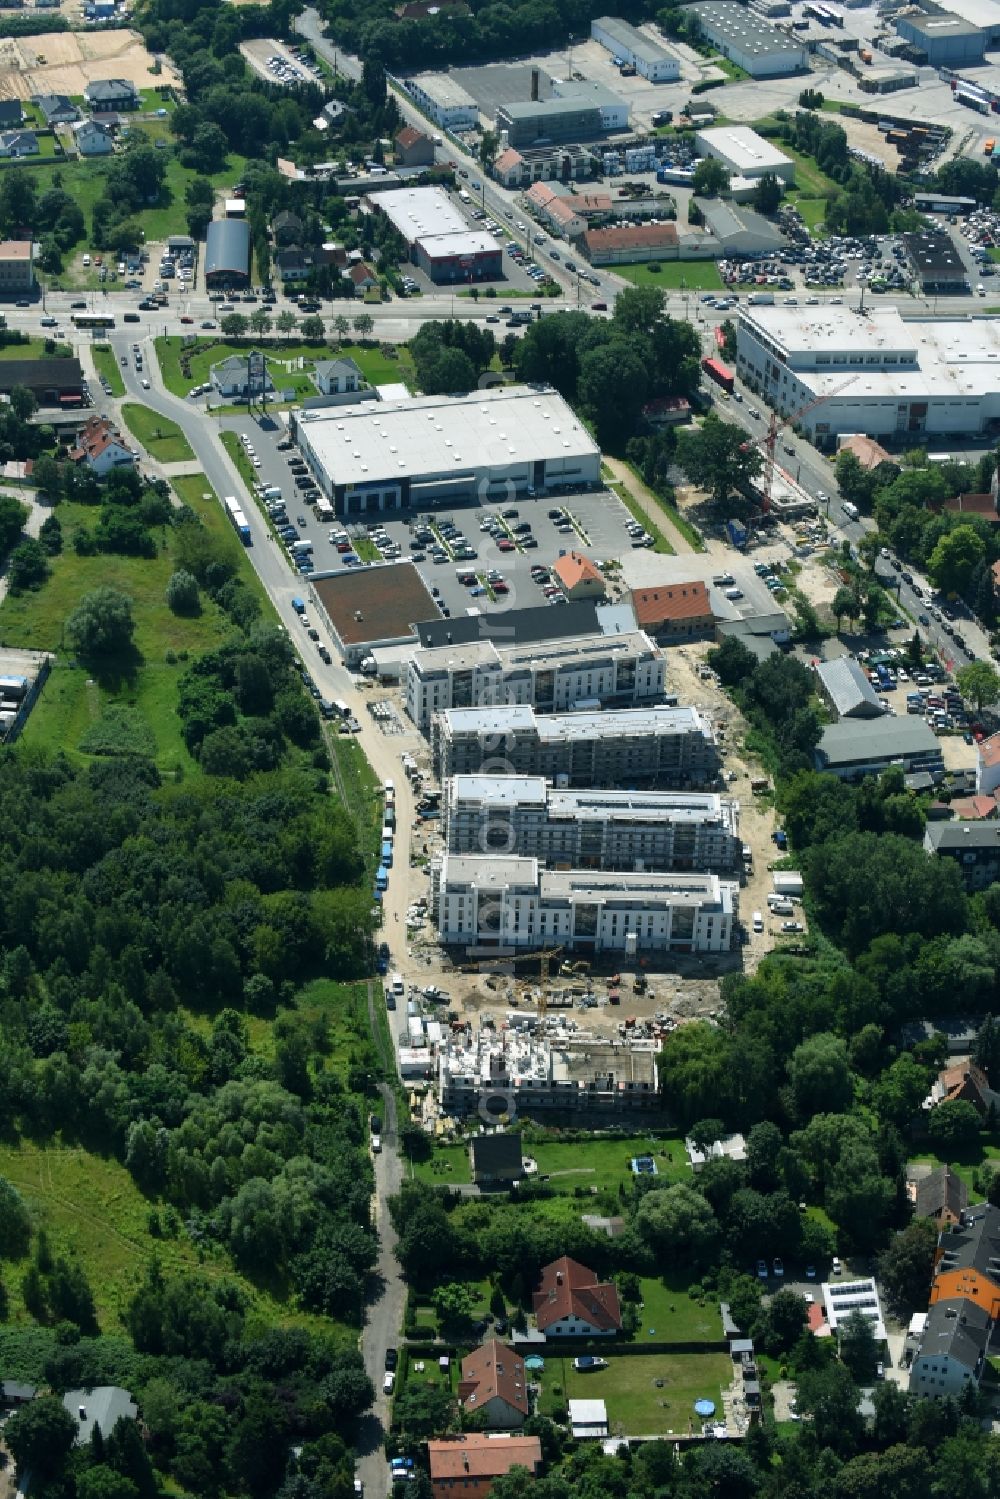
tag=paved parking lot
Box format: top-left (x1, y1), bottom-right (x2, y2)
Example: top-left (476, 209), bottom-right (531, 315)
top-left (218, 411), bottom-right (647, 621)
top-left (335, 487), bottom-right (644, 622)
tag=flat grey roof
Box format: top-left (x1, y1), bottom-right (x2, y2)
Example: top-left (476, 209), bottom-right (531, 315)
top-left (685, 0), bottom-right (805, 55)
top-left (451, 775), bottom-right (734, 824)
top-left (499, 98), bottom-right (602, 122)
top-left (439, 703), bottom-right (711, 740)
top-left (899, 12), bottom-right (984, 40)
top-left (817, 716), bottom-right (939, 764)
top-left (417, 600), bottom-right (600, 649)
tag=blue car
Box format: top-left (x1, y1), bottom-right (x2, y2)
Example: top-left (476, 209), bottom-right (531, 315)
top-left (470, 585), bottom-right (486, 596)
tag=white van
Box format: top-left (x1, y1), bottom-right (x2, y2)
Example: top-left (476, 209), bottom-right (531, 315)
top-left (767, 896), bottom-right (794, 915)
top-left (752, 910), bottom-right (764, 932)
top-left (842, 501), bottom-right (859, 521)
top-left (391, 972), bottom-right (405, 996)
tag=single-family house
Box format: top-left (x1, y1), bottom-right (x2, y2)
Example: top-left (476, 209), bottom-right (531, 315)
top-left (910, 1164), bottom-right (969, 1226)
top-left (272, 210), bottom-right (304, 247)
top-left (346, 261), bottom-right (378, 293)
top-left (552, 550), bottom-right (606, 602)
top-left (642, 396), bottom-right (691, 428)
top-left (458, 1339), bottom-right (529, 1427)
top-left (209, 354), bottom-right (275, 401)
top-left (33, 94), bottom-right (78, 126)
top-left (0, 100), bottom-right (21, 129)
top-left (469, 1131), bottom-right (523, 1186)
top-left (395, 126), bottom-right (435, 166)
top-left (1, 1381), bottom-right (36, 1407)
top-left (62, 1386), bottom-right (137, 1445)
top-left (73, 118), bottom-right (114, 156)
top-left (631, 581), bottom-right (714, 643)
top-left (428, 1435), bottom-right (541, 1499)
top-left (533, 1255), bottom-right (622, 1337)
top-left (83, 79), bottom-right (139, 111)
top-left (927, 1061), bottom-right (1000, 1121)
top-left (0, 130), bottom-right (38, 158)
top-left (69, 415), bottom-right (135, 477)
top-left (836, 433), bottom-right (894, 471)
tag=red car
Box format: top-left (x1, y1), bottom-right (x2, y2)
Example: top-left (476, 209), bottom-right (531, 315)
top-left (493, 581), bottom-right (509, 594)
top-left (180, 315), bottom-right (194, 324)
top-left (497, 538), bottom-right (514, 551)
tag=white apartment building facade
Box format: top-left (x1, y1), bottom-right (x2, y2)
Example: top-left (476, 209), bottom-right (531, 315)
top-left (433, 854), bottom-right (737, 954)
top-left (407, 631), bottom-right (664, 732)
top-left (432, 703), bottom-right (720, 786)
top-left (444, 775), bottom-right (742, 872)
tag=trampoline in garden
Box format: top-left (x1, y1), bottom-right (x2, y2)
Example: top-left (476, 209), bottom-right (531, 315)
top-left (694, 1399), bottom-right (716, 1417)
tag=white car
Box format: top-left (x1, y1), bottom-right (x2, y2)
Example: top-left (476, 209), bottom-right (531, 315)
top-left (832, 1256), bottom-right (843, 1275)
top-left (383, 1371), bottom-right (395, 1394)
top-left (752, 910), bottom-right (764, 933)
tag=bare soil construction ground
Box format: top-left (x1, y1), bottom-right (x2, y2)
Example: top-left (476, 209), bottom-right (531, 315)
top-left (380, 630), bottom-right (790, 1042)
top-left (0, 28), bottom-right (179, 101)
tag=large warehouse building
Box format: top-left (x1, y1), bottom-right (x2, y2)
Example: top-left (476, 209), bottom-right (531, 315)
top-left (432, 855), bottom-right (737, 955)
top-left (443, 775), bottom-right (743, 872)
top-left (684, 2), bottom-right (808, 75)
top-left (695, 126), bottom-right (795, 187)
top-left (894, 10), bottom-right (986, 64)
top-left (205, 218), bottom-right (250, 288)
top-left (591, 16), bottom-right (681, 80)
top-left (735, 304), bottom-right (1000, 442)
top-left (367, 186), bottom-right (501, 284)
top-left (292, 386), bottom-right (601, 519)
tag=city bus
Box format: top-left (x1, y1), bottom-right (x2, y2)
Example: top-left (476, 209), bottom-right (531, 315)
top-left (71, 312), bottom-right (116, 329)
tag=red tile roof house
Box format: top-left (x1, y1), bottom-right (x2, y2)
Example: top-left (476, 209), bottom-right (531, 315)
top-left (631, 581), bottom-right (714, 643)
top-left (552, 550), bottom-right (606, 601)
top-left (69, 415), bottom-right (135, 478)
top-left (458, 1339), bottom-right (529, 1428)
top-left (428, 1435), bottom-right (541, 1499)
top-left (532, 1255), bottom-right (622, 1337)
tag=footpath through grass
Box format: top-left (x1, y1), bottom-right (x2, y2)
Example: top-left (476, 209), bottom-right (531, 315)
top-left (91, 342), bottom-right (125, 396)
top-left (120, 402), bottom-right (195, 463)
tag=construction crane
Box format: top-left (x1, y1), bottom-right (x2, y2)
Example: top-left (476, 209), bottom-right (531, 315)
top-left (757, 373), bottom-right (861, 513)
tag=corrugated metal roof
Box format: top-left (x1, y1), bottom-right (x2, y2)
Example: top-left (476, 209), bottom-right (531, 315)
top-left (205, 218), bottom-right (250, 279)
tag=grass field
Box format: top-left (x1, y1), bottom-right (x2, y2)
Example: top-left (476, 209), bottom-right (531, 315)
top-left (0, 337), bottom-right (63, 361)
top-left (155, 337), bottom-right (415, 401)
top-left (91, 341), bottom-right (125, 396)
top-left (0, 1136), bottom-right (351, 1343)
top-left (220, 430), bottom-right (258, 494)
top-left (614, 261), bottom-right (724, 292)
top-left (5, 486), bottom-right (246, 774)
top-left (790, 195), bottom-right (828, 234)
top-left (120, 402), bottom-right (195, 463)
top-left (537, 1350), bottom-right (732, 1434)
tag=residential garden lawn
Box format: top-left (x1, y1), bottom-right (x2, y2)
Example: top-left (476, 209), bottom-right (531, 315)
top-left (908, 1140), bottom-right (1000, 1191)
top-left (537, 1351), bottom-right (732, 1435)
top-left (635, 1275), bottom-right (724, 1343)
top-left (155, 338), bottom-right (415, 401)
top-left (91, 341), bottom-right (125, 396)
top-left (120, 401), bottom-right (195, 462)
top-left (614, 261), bottom-right (723, 292)
top-left (6, 489), bottom-right (241, 774)
top-left (0, 1139), bottom-right (350, 1344)
top-left (411, 1133), bottom-right (688, 1192)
